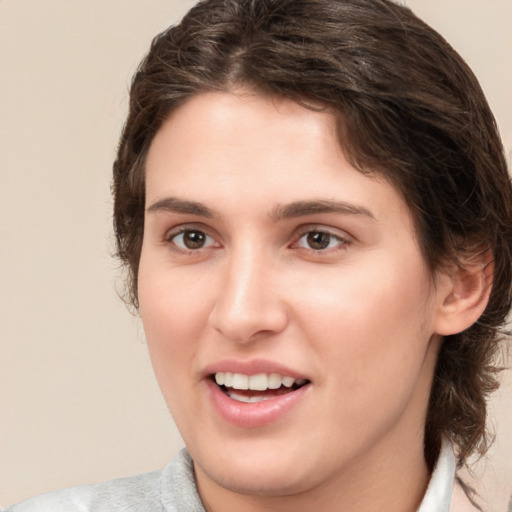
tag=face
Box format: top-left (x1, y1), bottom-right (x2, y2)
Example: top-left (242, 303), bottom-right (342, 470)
top-left (139, 91), bottom-right (447, 501)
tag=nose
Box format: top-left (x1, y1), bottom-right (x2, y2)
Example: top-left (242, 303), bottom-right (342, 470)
top-left (208, 248), bottom-right (288, 344)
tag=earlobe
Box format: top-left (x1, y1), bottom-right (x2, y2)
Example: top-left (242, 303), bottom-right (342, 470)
top-left (433, 250), bottom-right (494, 336)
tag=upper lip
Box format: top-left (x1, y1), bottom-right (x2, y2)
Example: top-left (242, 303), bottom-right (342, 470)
top-left (201, 358), bottom-right (310, 381)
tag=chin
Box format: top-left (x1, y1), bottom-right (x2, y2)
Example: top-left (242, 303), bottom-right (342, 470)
top-left (189, 434), bottom-right (332, 498)
top-left (197, 458), bottom-right (315, 497)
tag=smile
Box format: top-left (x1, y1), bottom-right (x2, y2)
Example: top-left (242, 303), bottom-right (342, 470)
top-left (212, 372), bottom-right (309, 404)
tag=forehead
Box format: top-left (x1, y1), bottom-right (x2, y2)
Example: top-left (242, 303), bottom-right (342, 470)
top-left (145, 90), bottom-right (415, 234)
top-left (148, 90), bottom-right (341, 171)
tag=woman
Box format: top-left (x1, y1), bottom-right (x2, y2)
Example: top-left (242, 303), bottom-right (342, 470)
top-left (6, 0), bottom-right (512, 510)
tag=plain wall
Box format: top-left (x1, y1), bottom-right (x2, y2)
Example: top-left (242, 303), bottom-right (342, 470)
top-left (1, 0), bottom-right (511, 510)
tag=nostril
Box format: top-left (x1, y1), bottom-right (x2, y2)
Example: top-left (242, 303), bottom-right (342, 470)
top-left (207, 274), bottom-right (289, 344)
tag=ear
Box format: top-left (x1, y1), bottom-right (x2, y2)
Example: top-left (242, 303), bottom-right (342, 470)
top-left (433, 250), bottom-right (494, 336)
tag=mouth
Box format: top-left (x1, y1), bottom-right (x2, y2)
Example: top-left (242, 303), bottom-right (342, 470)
top-left (211, 372), bottom-right (310, 403)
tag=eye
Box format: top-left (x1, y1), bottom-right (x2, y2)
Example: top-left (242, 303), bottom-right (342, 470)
top-left (169, 229), bottom-right (218, 251)
top-left (295, 230), bottom-right (349, 251)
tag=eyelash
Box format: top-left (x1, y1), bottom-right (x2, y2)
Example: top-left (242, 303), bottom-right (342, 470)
top-left (292, 228), bottom-right (351, 253)
top-left (165, 227), bottom-right (219, 253)
top-left (164, 226), bottom-right (352, 254)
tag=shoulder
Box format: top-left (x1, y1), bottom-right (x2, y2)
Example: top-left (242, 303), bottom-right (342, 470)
top-left (2, 468), bottom-right (163, 512)
top-left (3, 450), bottom-right (203, 512)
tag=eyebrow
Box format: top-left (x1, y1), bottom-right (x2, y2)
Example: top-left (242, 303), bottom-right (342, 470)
top-left (146, 197), bottom-right (215, 218)
top-left (146, 196), bottom-right (375, 222)
top-left (269, 199), bottom-right (375, 222)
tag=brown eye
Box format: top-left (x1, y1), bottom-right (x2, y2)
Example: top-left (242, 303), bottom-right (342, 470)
top-left (295, 229), bottom-right (349, 252)
top-left (306, 231), bottom-right (332, 250)
top-left (183, 231), bottom-right (205, 249)
top-left (171, 230), bottom-right (215, 250)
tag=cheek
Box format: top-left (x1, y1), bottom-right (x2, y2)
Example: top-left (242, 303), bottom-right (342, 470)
top-left (137, 265), bottom-right (212, 392)
top-left (295, 257), bottom-right (435, 393)
top-left (139, 257), bottom-right (214, 333)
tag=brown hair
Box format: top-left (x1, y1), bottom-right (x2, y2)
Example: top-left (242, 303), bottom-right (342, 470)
top-left (113, 0), bottom-right (512, 469)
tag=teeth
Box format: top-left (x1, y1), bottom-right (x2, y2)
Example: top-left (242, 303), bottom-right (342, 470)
top-left (268, 373), bottom-right (281, 389)
top-left (228, 392), bottom-right (274, 403)
top-left (214, 372), bottom-right (306, 391)
top-left (232, 373), bottom-right (249, 390)
top-left (249, 373), bottom-right (268, 390)
top-left (224, 372), bottom-right (233, 387)
top-left (282, 376), bottom-right (295, 388)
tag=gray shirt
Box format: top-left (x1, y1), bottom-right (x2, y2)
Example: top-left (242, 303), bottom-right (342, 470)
top-left (4, 439), bottom-right (456, 512)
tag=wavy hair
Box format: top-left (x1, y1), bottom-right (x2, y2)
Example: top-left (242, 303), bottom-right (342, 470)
top-left (113, 0), bottom-right (512, 469)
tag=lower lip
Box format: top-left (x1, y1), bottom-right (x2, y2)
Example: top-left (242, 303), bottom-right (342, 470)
top-left (205, 379), bottom-right (310, 428)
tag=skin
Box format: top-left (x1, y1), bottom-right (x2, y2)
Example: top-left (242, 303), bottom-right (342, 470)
top-left (138, 90), bottom-right (473, 512)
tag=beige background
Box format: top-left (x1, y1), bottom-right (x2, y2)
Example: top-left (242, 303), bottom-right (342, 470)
top-left (1, 0), bottom-right (511, 510)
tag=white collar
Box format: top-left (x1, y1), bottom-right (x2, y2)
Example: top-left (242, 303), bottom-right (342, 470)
top-left (417, 436), bottom-right (456, 512)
